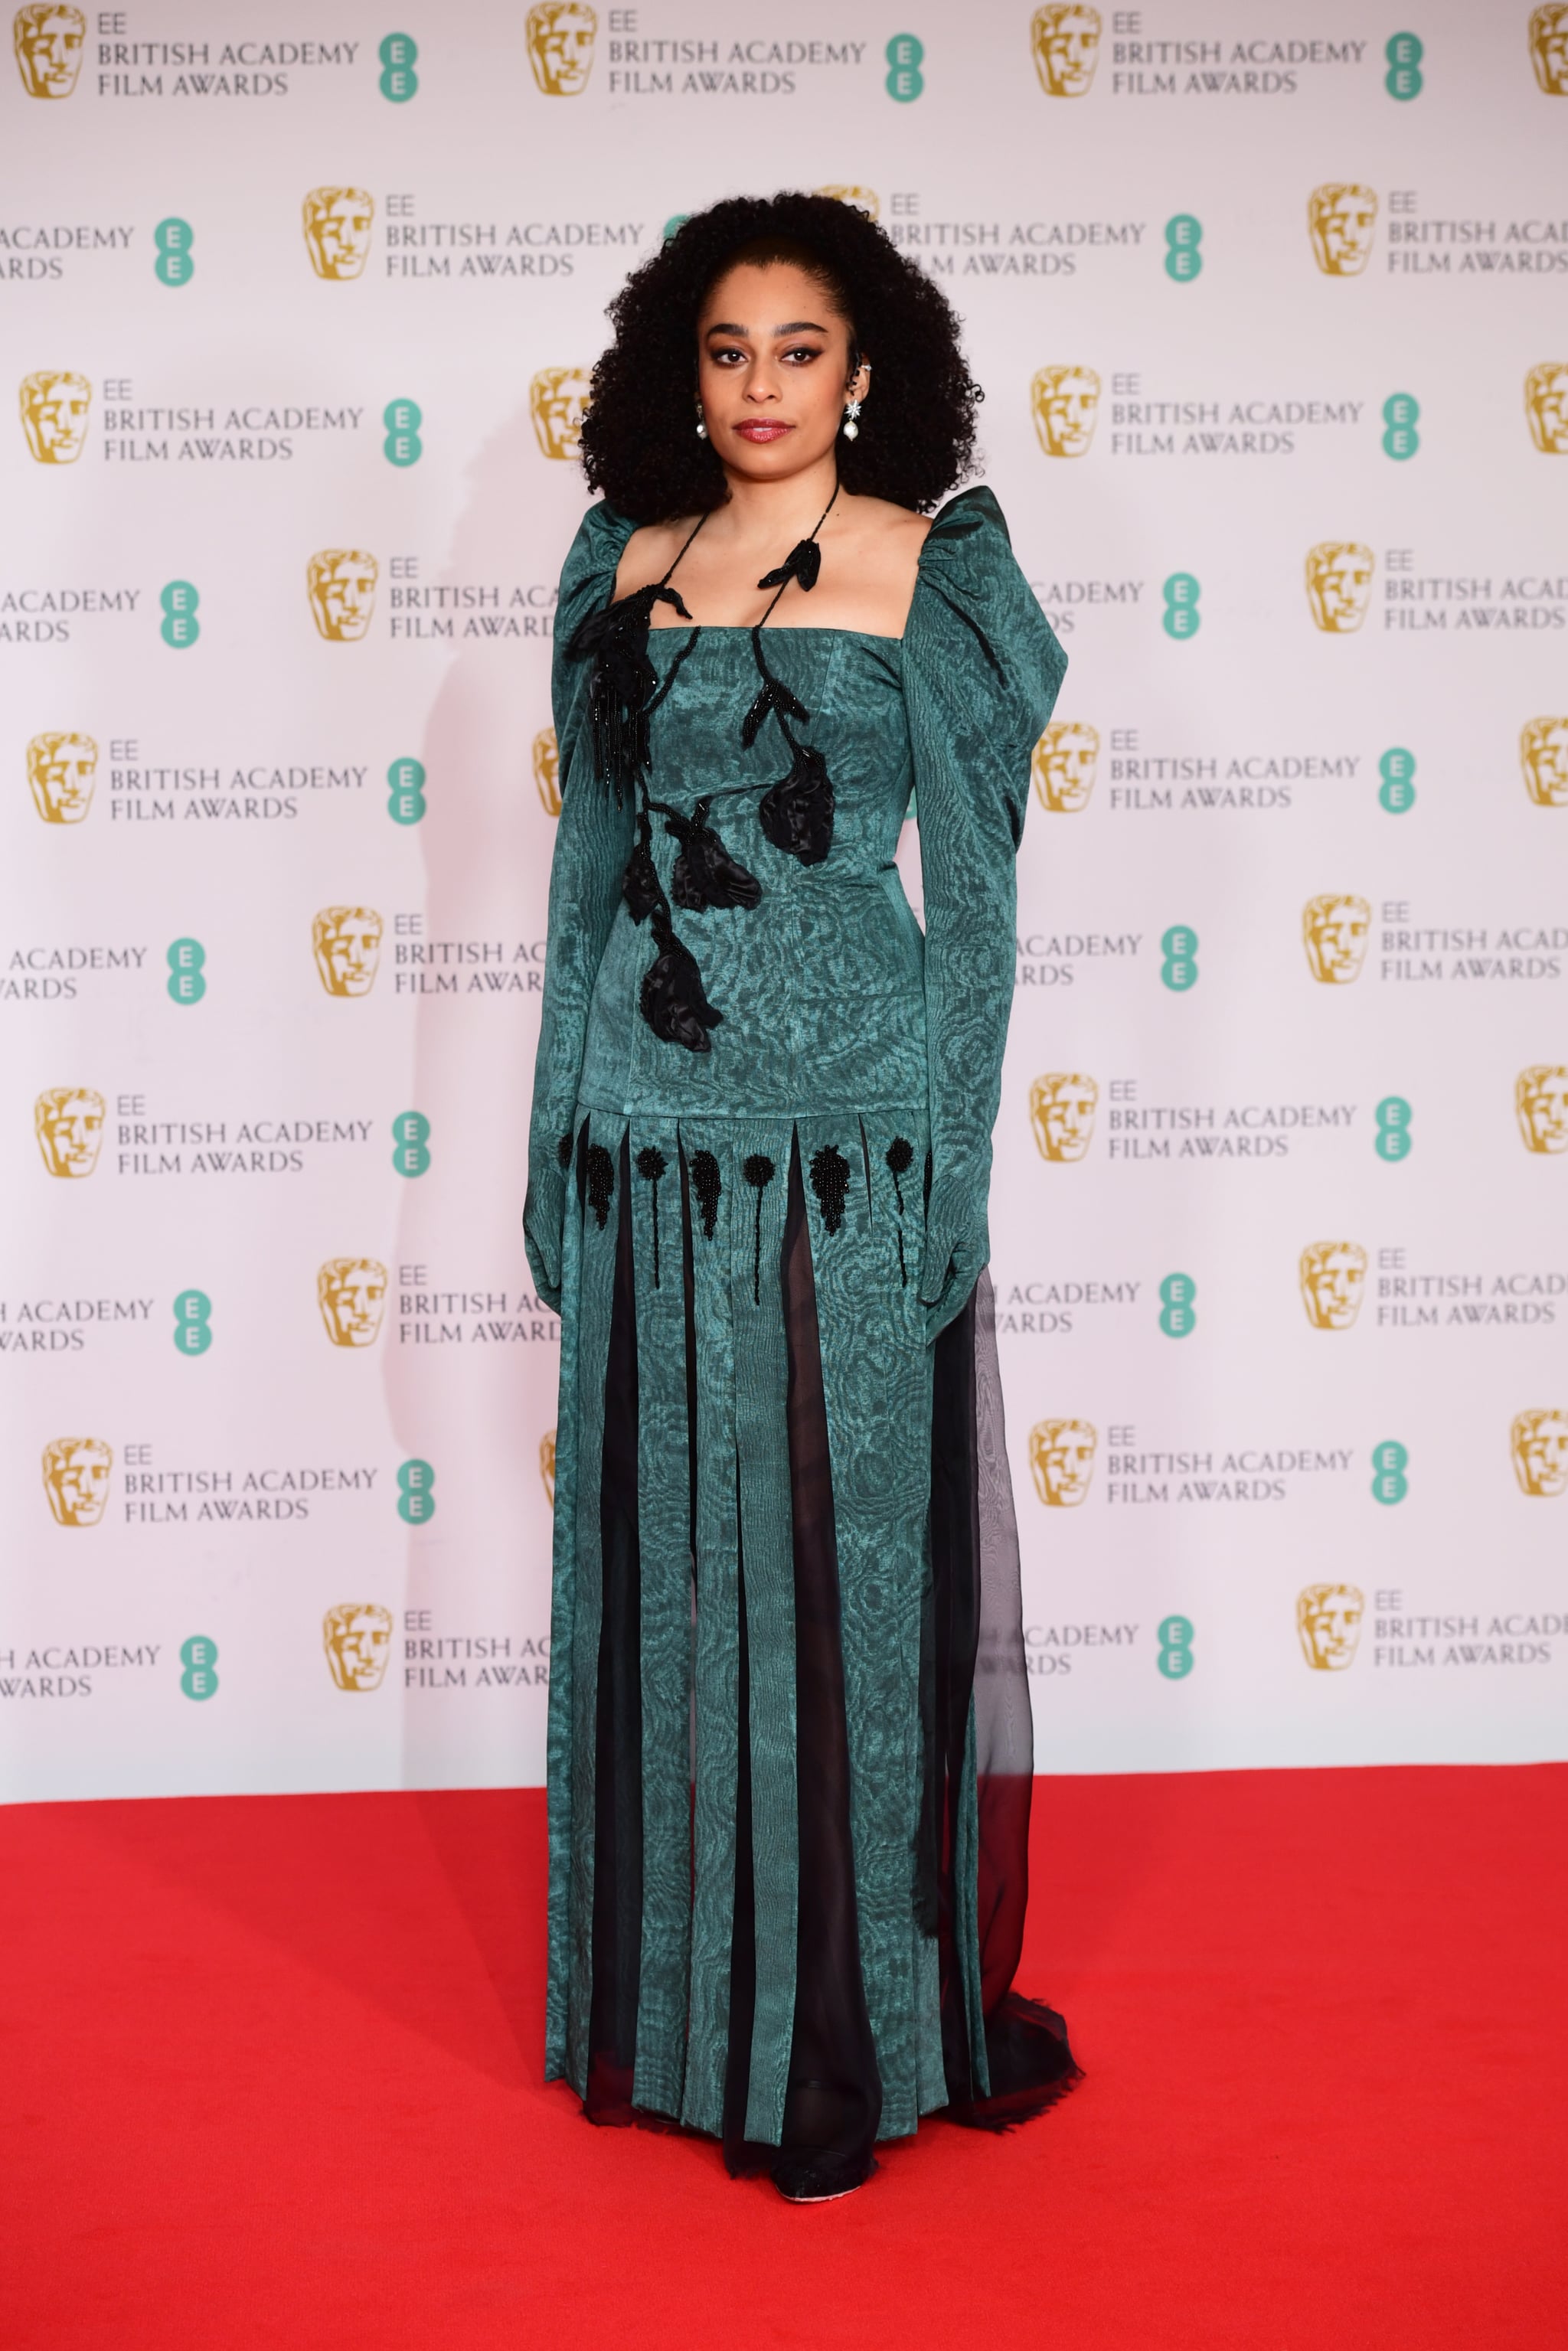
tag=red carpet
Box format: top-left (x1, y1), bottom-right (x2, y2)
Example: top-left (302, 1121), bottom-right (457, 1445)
top-left (5, 1767), bottom-right (1563, 2349)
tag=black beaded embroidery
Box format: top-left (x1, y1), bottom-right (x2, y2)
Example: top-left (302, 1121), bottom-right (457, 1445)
top-left (743, 1153), bottom-right (775, 1304)
top-left (585, 1142), bottom-right (616, 1232)
top-left (887, 1136), bottom-right (915, 1285)
top-left (691, 1149), bottom-right (722, 1240)
top-left (809, 1144), bottom-right (851, 1237)
top-left (635, 1143), bottom-right (668, 1286)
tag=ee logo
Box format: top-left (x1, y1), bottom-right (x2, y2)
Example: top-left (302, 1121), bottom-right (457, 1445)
top-left (379, 32), bottom-right (417, 100)
top-left (1383, 393), bottom-right (1419, 459)
top-left (1379, 746), bottom-right (1416, 814)
top-left (387, 755), bottom-right (426, 824)
top-left (1161, 924), bottom-right (1199, 991)
top-left (161, 580), bottom-right (200, 648)
top-left (1159, 1272), bottom-right (1197, 1338)
top-left (1157, 1616), bottom-right (1195, 1679)
top-left (154, 217), bottom-right (194, 286)
top-left (384, 397), bottom-right (422, 465)
top-left (180, 1635), bottom-right (220, 1700)
top-left (1165, 214), bottom-right (1202, 282)
top-left (1162, 573), bottom-right (1200, 639)
top-left (397, 1459), bottom-right (436, 1524)
top-left (1371, 1439), bottom-right (1410, 1505)
top-left (1375, 1096), bottom-right (1413, 1161)
top-left (885, 34), bottom-right (923, 100)
top-left (167, 938), bottom-right (206, 1004)
top-left (393, 1111), bottom-right (431, 1177)
top-left (174, 1289), bottom-right (213, 1354)
top-left (1385, 32), bottom-right (1423, 100)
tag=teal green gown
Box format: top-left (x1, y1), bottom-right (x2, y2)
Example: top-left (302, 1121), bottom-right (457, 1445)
top-left (524, 487), bottom-right (1077, 2176)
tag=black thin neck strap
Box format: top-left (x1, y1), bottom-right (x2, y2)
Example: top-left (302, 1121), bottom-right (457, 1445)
top-left (658, 511), bottom-right (710, 589)
top-left (756, 480), bottom-right (840, 629)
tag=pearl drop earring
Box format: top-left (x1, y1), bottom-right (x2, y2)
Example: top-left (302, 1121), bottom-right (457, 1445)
top-left (695, 402), bottom-right (707, 439)
top-left (841, 398), bottom-right (861, 442)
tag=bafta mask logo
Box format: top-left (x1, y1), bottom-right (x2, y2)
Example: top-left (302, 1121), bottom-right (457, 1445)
top-left (322, 1602), bottom-right (394, 1690)
top-left (1032, 720), bottom-right (1099, 812)
top-left (815, 186), bottom-right (880, 220)
top-left (1517, 1066), bottom-right (1568, 1154)
top-left (541, 1429), bottom-right (557, 1509)
top-left (533, 728), bottom-right (561, 816)
top-left (19, 369), bottom-right (90, 464)
top-left (1029, 1419), bottom-right (1097, 1507)
top-left (530, 367), bottom-right (591, 461)
top-left (34, 1084), bottom-right (104, 1178)
top-left (1530, 3), bottom-right (1568, 92)
top-left (41, 1436), bottom-right (113, 1527)
top-left (307, 549), bottom-right (378, 642)
top-left (526, 2), bottom-right (596, 93)
top-left (1520, 716), bottom-right (1568, 805)
top-left (1525, 363), bottom-right (1568, 452)
top-left (28, 730), bottom-right (97, 824)
top-left (302, 188), bottom-right (374, 281)
top-left (312, 906), bottom-right (383, 997)
top-left (1031, 366), bottom-right (1100, 458)
top-left (1030, 1073), bottom-right (1098, 1162)
top-left (1305, 541), bottom-right (1375, 634)
top-left (1299, 1241), bottom-right (1367, 1331)
top-left (317, 1258), bottom-right (388, 1347)
top-left (1302, 893), bottom-right (1371, 984)
top-left (1308, 184), bottom-right (1378, 276)
top-left (13, 2), bottom-right (83, 96)
top-left (1512, 1408), bottom-right (1568, 1496)
top-left (1296, 1582), bottom-right (1364, 1670)
top-left (1031, 4), bottom-right (1100, 95)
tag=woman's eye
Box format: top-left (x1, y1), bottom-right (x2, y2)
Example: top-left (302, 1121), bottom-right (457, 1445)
top-left (710, 346), bottom-right (746, 366)
top-left (782, 346), bottom-right (823, 365)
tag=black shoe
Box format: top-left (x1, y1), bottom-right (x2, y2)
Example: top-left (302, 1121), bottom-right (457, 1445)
top-left (770, 2149), bottom-right (874, 2204)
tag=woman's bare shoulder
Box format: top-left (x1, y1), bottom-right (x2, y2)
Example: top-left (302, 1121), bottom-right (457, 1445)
top-left (614, 515), bottom-right (700, 598)
top-left (838, 493), bottom-right (933, 557)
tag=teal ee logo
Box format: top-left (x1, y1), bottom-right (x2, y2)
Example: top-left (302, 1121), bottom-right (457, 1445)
top-left (387, 754), bottom-right (426, 824)
top-left (662, 215), bottom-right (691, 242)
top-left (1161, 924), bottom-right (1199, 991)
top-left (384, 397), bottom-right (422, 465)
top-left (885, 34), bottom-right (923, 99)
top-left (1371, 1439), bottom-right (1410, 1504)
top-left (180, 1634), bottom-right (220, 1699)
top-left (1157, 1615), bottom-right (1195, 1678)
top-left (154, 217), bottom-right (194, 286)
top-left (1385, 31), bottom-right (1423, 99)
top-left (160, 580), bottom-right (199, 648)
top-left (1162, 573), bottom-right (1200, 639)
top-left (1159, 1272), bottom-right (1197, 1337)
top-left (397, 1458), bottom-right (436, 1524)
top-left (174, 1289), bottom-right (213, 1355)
top-left (1379, 746), bottom-right (1416, 814)
top-left (393, 1111), bottom-right (430, 1176)
top-left (166, 937), bottom-right (205, 1003)
top-left (1165, 214), bottom-right (1202, 282)
top-left (379, 31), bottom-right (417, 99)
top-left (1375, 1096), bottom-right (1413, 1161)
top-left (1383, 392), bottom-right (1419, 459)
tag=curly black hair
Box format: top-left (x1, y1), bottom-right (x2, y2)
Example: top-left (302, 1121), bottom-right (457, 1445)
top-left (578, 192), bottom-right (982, 523)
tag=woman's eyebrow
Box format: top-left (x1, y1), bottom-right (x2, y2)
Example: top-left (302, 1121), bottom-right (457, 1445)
top-left (703, 321), bottom-right (750, 337)
top-left (772, 320), bottom-right (828, 335)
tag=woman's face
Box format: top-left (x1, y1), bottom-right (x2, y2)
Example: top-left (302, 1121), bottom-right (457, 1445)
top-left (695, 259), bottom-right (867, 486)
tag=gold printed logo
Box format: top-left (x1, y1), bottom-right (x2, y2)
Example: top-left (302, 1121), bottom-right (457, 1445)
top-left (530, 367), bottom-right (591, 460)
top-left (1031, 365), bottom-right (1100, 457)
top-left (1302, 893), bottom-right (1370, 984)
top-left (312, 906), bottom-right (383, 997)
top-left (1512, 1408), bottom-right (1568, 1495)
top-left (316, 1258), bottom-right (388, 1347)
top-left (1299, 1241), bottom-right (1367, 1331)
top-left (1029, 1073), bottom-right (1098, 1162)
top-left (1530, 3), bottom-right (1568, 93)
top-left (322, 1602), bottom-right (394, 1690)
top-left (302, 187), bottom-right (374, 280)
top-left (1308, 184), bottom-right (1378, 276)
top-left (541, 1429), bottom-right (557, 1509)
top-left (533, 728), bottom-right (561, 816)
top-left (1296, 1582), bottom-right (1364, 1670)
top-left (1517, 1066), bottom-right (1568, 1154)
top-left (1525, 363), bottom-right (1568, 452)
top-left (1033, 720), bottom-right (1099, 812)
top-left (526, 2), bottom-right (596, 93)
top-left (1031, 3), bottom-right (1100, 94)
top-left (1029, 1419), bottom-right (1097, 1507)
top-left (815, 186), bottom-right (880, 220)
top-left (1305, 541), bottom-right (1374, 633)
top-left (28, 730), bottom-right (97, 824)
top-left (1520, 716), bottom-right (1568, 805)
top-left (19, 369), bottom-right (90, 463)
top-left (41, 1436), bottom-right (112, 1527)
top-left (13, 2), bottom-right (83, 95)
top-left (34, 1084), bottom-right (103, 1177)
top-left (307, 549), bottom-right (377, 642)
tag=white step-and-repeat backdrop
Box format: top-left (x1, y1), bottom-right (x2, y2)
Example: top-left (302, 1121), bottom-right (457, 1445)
top-left (5, 1), bottom-right (1566, 1801)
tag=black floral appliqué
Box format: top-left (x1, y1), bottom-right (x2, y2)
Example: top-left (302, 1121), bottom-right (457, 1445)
top-left (622, 821), bottom-right (662, 923)
top-left (661, 798), bottom-right (761, 913)
top-left (759, 741), bottom-right (835, 868)
top-left (743, 1152), bottom-right (776, 1304)
top-left (640, 919), bottom-right (724, 1053)
top-left (566, 582), bottom-right (693, 806)
top-left (810, 1144), bottom-right (851, 1236)
top-left (691, 1150), bottom-right (722, 1240)
top-left (635, 1143), bottom-right (668, 1286)
top-left (584, 1143), bottom-right (616, 1231)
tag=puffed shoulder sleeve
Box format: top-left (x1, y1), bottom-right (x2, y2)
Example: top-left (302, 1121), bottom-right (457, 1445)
top-left (523, 503), bottom-right (636, 1309)
top-left (903, 486), bottom-right (1067, 1336)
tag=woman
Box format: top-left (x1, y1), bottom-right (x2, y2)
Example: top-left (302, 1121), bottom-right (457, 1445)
top-left (524, 191), bottom-right (1079, 2202)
